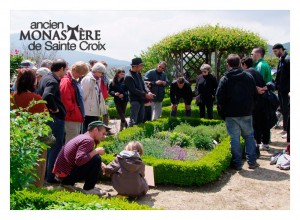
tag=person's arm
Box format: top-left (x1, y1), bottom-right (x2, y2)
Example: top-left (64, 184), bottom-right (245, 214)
top-left (60, 79), bottom-right (75, 115)
top-left (104, 157), bottom-right (121, 176)
top-left (108, 82), bottom-right (115, 97)
top-left (42, 81), bottom-right (59, 112)
top-left (75, 140), bottom-right (104, 166)
top-left (80, 77), bottom-right (91, 101)
top-left (124, 76), bottom-right (146, 98)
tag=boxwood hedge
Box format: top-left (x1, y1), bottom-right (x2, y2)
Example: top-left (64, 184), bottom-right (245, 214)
top-left (10, 188), bottom-right (156, 210)
top-left (99, 117), bottom-right (231, 186)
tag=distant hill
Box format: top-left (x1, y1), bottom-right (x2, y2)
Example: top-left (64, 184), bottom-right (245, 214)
top-left (10, 33), bottom-right (130, 69)
top-left (268, 42), bottom-right (290, 54)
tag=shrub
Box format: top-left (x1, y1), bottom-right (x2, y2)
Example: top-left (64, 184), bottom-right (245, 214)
top-left (193, 135), bottom-right (214, 150)
top-left (10, 188), bottom-right (155, 210)
top-left (10, 100), bottom-right (52, 193)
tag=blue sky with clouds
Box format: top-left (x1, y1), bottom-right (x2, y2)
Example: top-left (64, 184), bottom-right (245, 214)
top-left (10, 10), bottom-right (290, 61)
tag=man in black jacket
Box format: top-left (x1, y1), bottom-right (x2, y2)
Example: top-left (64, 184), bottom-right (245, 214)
top-left (37, 59), bottom-right (67, 184)
top-left (124, 58), bottom-right (155, 127)
top-left (216, 54), bottom-right (259, 170)
top-left (272, 43), bottom-right (290, 139)
top-left (170, 76), bottom-right (193, 117)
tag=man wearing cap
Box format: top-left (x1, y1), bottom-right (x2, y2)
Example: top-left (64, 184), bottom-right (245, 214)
top-left (11, 60), bottom-right (38, 92)
top-left (52, 121), bottom-right (109, 196)
top-left (272, 43), bottom-right (290, 138)
top-left (124, 58), bottom-right (155, 126)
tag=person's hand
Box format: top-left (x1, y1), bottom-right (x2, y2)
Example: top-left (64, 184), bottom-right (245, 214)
top-left (115, 92), bottom-right (120, 96)
top-left (96, 147), bottom-right (105, 155)
top-left (171, 104), bottom-right (177, 111)
top-left (101, 162), bottom-right (106, 174)
top-left (119, 94), bottom-right (124, 98)
top-left (49, 108), bottom-right (59, 113)
top-left (145, 92), bottom-right (155, 99)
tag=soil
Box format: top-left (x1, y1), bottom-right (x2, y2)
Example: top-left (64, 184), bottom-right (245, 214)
top-left (82, 118), bottom-right (290, 210)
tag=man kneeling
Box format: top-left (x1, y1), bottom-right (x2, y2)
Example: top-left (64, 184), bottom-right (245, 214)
top-left (52, 121), bottom-right (110, 196)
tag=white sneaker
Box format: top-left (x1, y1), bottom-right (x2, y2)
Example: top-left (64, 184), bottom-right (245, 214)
top-left (259, 144), bottom-right (270, 151)
top-left (82, 188), bottom-right (106, 196)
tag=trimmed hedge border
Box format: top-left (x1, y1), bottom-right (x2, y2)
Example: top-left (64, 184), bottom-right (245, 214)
top-left (10, 188), bottom-right (156, 210)
top-left (99, 117), bottom-right (231, 186)
top-left (107, 101), bottom-right (222, 120)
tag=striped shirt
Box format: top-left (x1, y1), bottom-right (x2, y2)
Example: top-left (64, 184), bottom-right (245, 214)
top-left (52, 133), bottom-right (94, 178)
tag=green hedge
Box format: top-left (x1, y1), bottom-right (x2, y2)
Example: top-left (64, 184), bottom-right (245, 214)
top-left (107, 100), bottom-right (222, 120)
top-left (100, 117), bottom-right (231, 186)
top-left (10, 188), bottom-right (155, 210)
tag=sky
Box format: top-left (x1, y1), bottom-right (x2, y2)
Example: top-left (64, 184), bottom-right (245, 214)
top-left (10, 10), bottom-right (290, 61)
top-left (2, 0), bottom-right (300, 219)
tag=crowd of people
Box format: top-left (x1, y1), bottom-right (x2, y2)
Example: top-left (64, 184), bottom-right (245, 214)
top-left (10, 43), bottom-right (290, 197)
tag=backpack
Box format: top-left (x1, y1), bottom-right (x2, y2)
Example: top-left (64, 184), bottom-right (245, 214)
top-left (270, 151), bottom-right (284, 165)
top-left (276, 153), bottom-right (290, 170)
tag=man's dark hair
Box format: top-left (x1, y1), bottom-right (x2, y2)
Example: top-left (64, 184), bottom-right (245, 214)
top-left (89, 59), bottom-right (97, 67)
top-left (226, 54), bottom-right (241, 68)
top-left (241, 56), bottom-right (254, 69)
top-left (254, 47), bottom-right (265, 57)
top-left (177, 76), bottom-right (185, 84)
top-left (51, 59), bottom-right (67, 72)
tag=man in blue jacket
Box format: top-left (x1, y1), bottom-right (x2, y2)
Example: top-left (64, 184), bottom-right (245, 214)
top-left (216, 54), bottom-right (259, 170)
top-left (144, 61), bottom-right (169, 120)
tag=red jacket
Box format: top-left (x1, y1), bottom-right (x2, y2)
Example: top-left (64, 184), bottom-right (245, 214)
top-left (100, 80), bottom-right (109, 100)
top-left (60, 72), bottom-right (83, 122)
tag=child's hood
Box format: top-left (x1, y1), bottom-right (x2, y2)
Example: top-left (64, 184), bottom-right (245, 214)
top-left (117, 150), bottom-right (143, 172)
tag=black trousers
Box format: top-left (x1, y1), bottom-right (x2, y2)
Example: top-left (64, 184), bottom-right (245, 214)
top-left (199, 101), bottom-right (214, 119)
top-left (278, 91), bottom-right (289, 131)
top-left (115, 101), bottom-right (128, 123)
top-left (62, 154), bottom-right (101, 190)
top-left (253, 112), bottom-right (270, 145)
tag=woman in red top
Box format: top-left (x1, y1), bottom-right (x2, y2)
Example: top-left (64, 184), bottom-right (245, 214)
top-left (11, 68), bottom-right (48, 188)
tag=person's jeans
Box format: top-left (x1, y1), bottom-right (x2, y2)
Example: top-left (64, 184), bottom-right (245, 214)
top-left (46, 116), bottom-right (65, 183)
top-left (225, 116), bottom-right (257, 168)
top-left (62, 155), bottom-right (101, 190)
top-left (129, 101), bottom-right (145, 127)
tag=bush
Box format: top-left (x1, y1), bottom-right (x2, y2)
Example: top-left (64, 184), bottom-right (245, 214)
top-left (100, 117), bottom-right (232, 186)
top-left (10, 188), bottom-right (155, 210)
top-left (10, 100), bottom-right (52, 193)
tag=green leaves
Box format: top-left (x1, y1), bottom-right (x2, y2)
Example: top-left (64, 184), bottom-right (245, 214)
top-left (10, 100), bottom-right (52, 193)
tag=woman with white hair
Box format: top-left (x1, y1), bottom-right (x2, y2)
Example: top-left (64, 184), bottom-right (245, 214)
top-left (195, 64), bottom-right (218, 119)
top-left (80, 62), bottom-right (106, 133)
